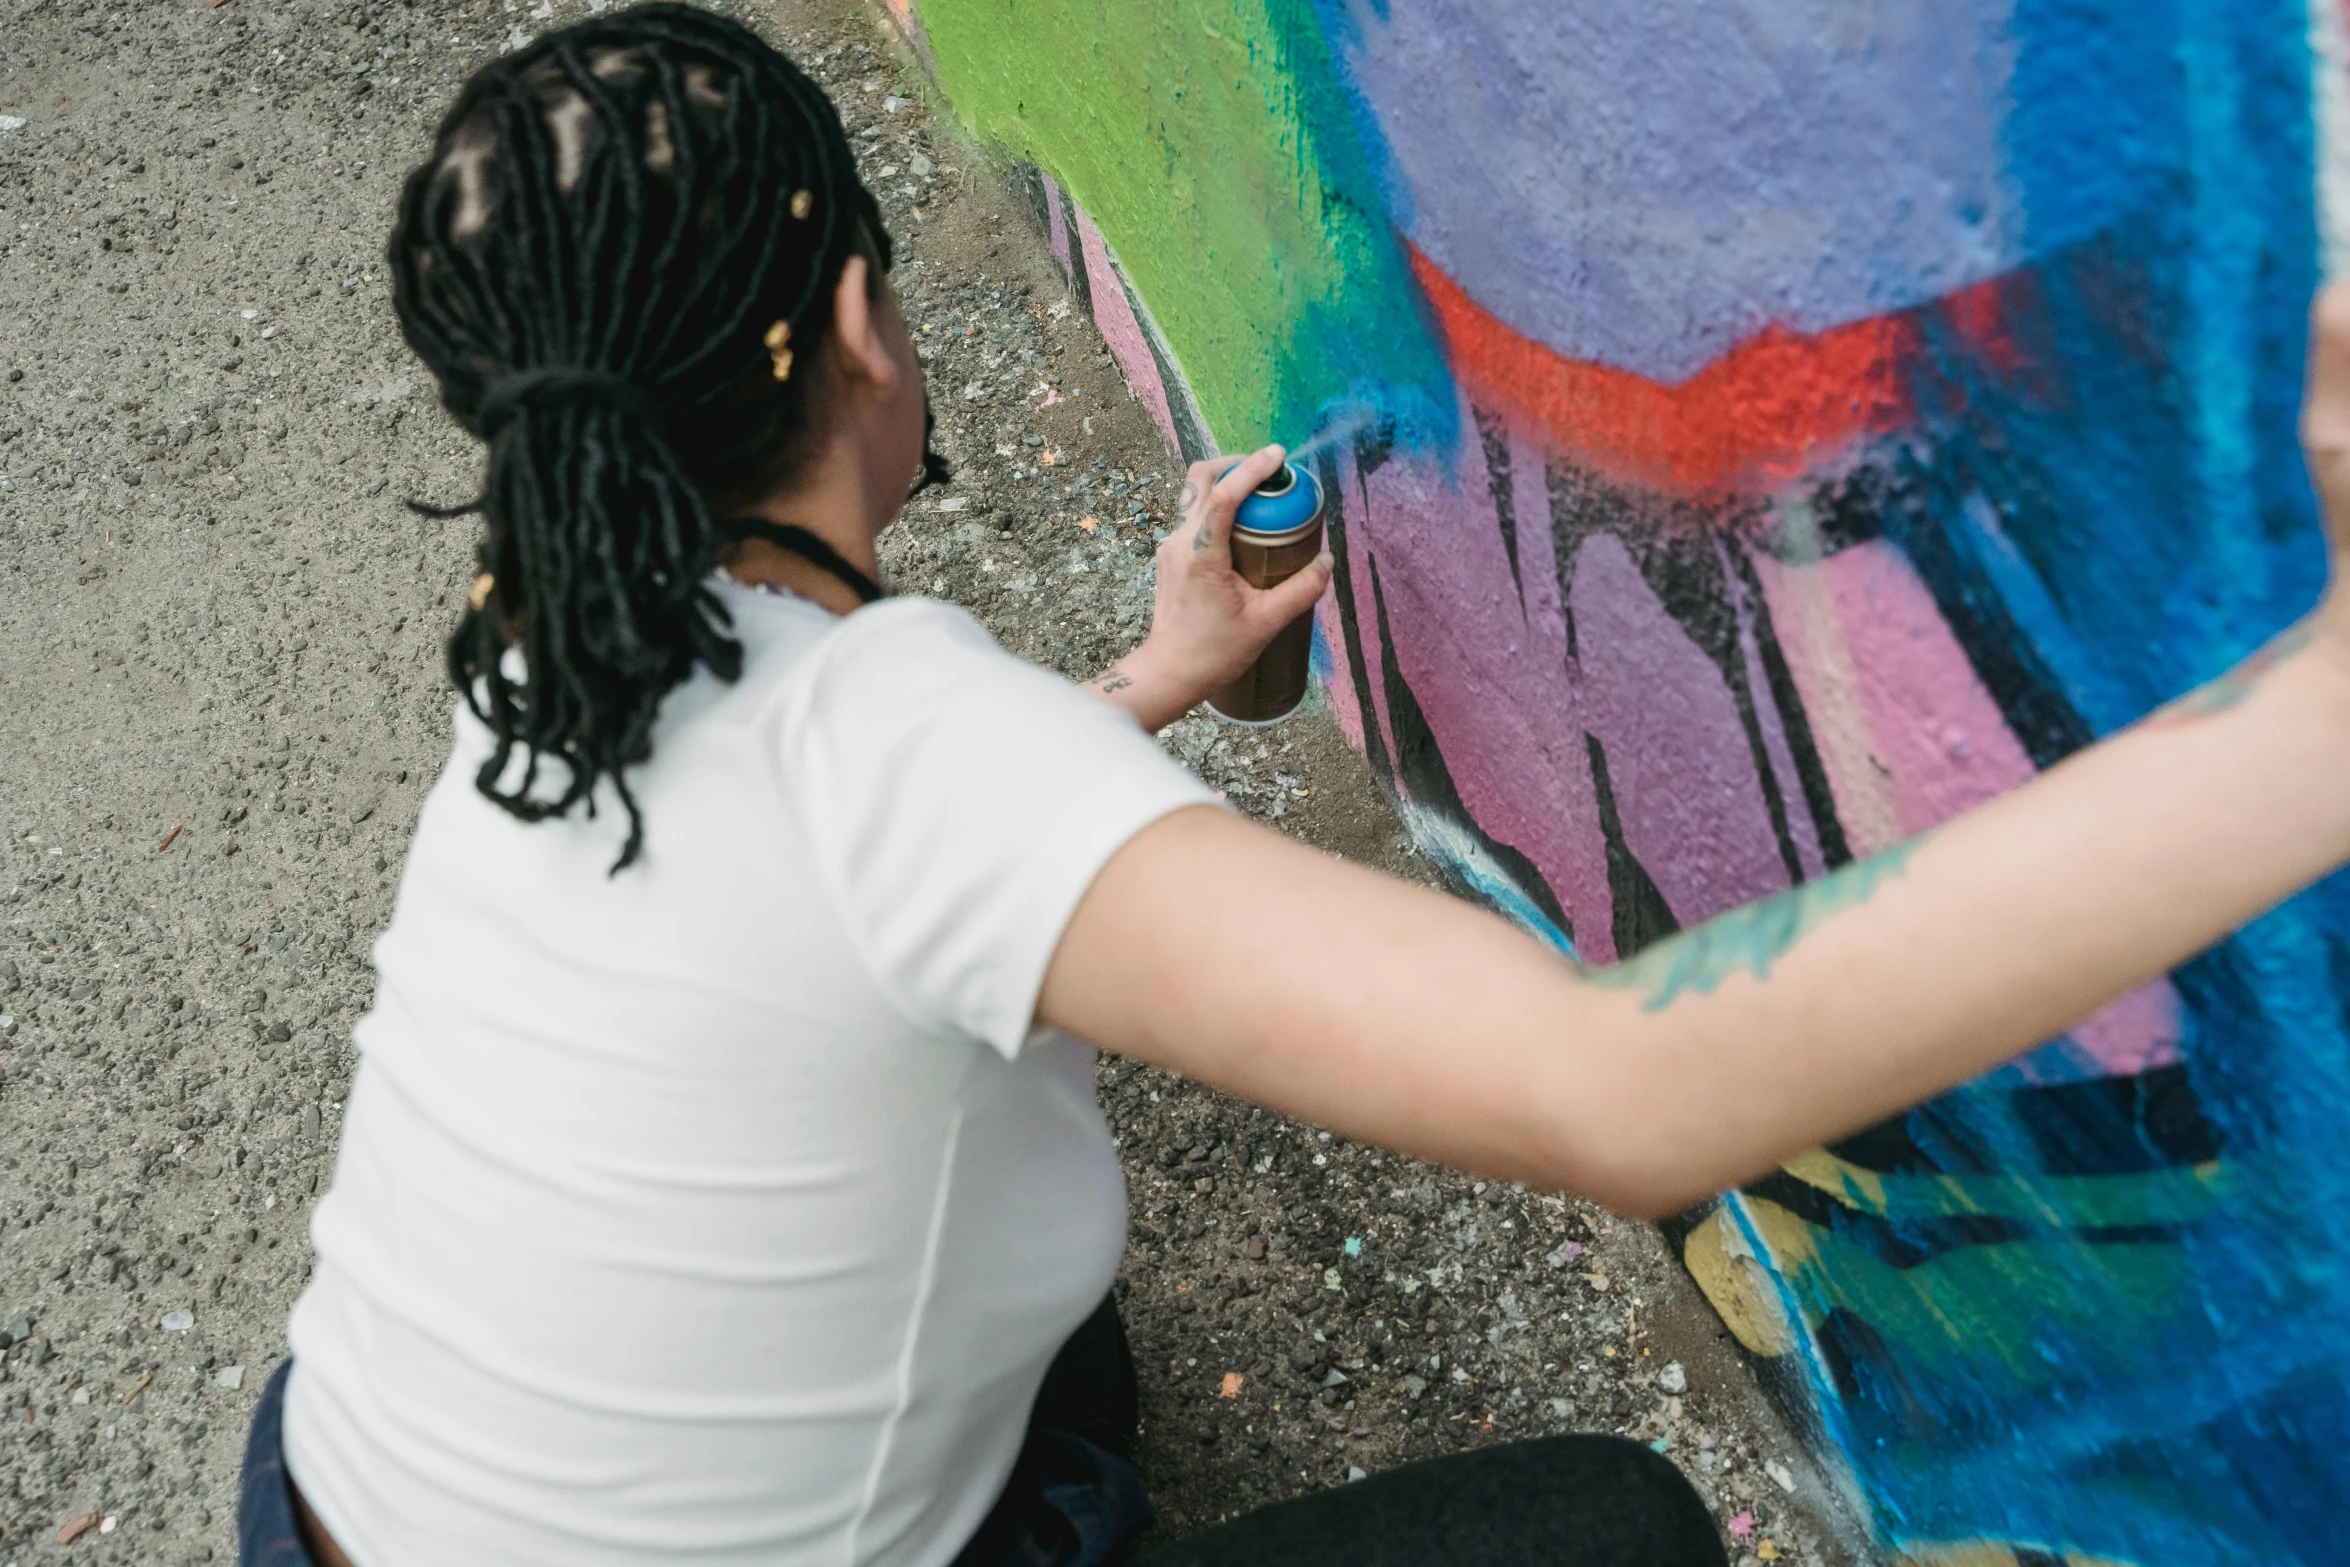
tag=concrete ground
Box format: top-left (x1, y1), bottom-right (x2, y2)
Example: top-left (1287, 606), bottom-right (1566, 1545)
top-left (0, 0), bottom-right (1865, 1561)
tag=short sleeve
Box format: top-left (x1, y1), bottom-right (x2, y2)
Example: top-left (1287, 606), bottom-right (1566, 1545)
top-left (775, 599), bottom-right (1217, 1057)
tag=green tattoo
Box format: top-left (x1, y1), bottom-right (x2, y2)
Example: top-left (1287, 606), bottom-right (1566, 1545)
top-left (2151, 623), bottom-right (2314, 726)
top-left (1583, 838), bottom-right (1928, 1011)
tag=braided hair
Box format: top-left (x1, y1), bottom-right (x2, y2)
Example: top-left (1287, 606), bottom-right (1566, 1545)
top-left (390, 2), bottom-right (945, 870)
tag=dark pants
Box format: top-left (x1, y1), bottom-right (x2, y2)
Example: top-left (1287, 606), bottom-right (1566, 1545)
top-left (242, 1299), bottom-right (1723, 1567)
top-left (954, 1298), bottom-right (1726, 1567)
top-left (1128, 1434), bottom-right (1727, 1567)
top-left (235, 1360), bottom-right (315, 1567)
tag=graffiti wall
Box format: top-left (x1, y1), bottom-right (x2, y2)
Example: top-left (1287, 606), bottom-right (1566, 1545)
top-left (890, 1), bottom-right (2350, 1561)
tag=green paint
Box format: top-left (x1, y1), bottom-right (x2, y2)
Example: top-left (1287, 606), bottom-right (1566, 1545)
top-left (910, 0), bottom-right (1449, 446)
top-left (1790, 1148), bottom-right (2232, 1230)
top-left (1756, 1203), bottom-right (2205, 1396)
top-left (1584, 839), bottom-right (1929, 1012)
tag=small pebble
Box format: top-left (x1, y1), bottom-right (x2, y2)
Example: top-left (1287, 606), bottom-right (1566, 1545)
top-left (1658, 1361), bottom-right (1688, 1395)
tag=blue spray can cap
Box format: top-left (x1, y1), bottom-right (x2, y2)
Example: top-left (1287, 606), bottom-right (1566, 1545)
top-left (1232, 461), bottom-right (1323, 540)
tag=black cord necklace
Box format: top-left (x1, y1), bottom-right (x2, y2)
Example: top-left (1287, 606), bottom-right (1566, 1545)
top-left (718, 518), bottom-right (884, 606)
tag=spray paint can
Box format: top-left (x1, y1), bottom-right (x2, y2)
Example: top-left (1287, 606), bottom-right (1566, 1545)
top-left (1207, 460), bottom-right (1326, 726)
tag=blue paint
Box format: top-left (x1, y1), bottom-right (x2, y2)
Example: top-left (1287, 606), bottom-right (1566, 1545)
top-left (1251, 4), bottom-right (1461, 461)
top-left (1765, 5), bottom-right (2350, 1557)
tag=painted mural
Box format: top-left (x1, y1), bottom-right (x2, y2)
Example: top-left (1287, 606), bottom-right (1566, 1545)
top-left (888, 1), bottom-right (2350, 1561)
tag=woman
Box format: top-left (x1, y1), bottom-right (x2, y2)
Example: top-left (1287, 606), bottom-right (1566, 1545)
top-left (236, 6), bottom-right (2350, 1565)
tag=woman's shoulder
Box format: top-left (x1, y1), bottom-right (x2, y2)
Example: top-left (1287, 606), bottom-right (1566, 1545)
top-left (763, 593), bottom-right (1042, 709)
top-left (720, 582), bottom-right (997, 670)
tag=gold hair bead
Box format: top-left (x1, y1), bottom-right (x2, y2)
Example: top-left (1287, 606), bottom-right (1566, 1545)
top-left (790, 188), bottom-right (813, 220)
top-left (764, 319), bottom-right (794, 382)
top-left (469, 572), bottom-right (495, 612)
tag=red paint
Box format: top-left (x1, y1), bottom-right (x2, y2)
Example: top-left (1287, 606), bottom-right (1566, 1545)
top-left (1939, 274), bottom-right (2032, 380)
top-left (1411, 246), bottom-right (2026, 498)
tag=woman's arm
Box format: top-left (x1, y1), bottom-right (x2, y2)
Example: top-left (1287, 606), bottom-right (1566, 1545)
top-left (1038, 290), bottom-right (2350, 1220)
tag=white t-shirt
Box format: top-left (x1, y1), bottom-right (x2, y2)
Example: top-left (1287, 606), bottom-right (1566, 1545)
top-left (282, 582), bottom-right (1213, 1566)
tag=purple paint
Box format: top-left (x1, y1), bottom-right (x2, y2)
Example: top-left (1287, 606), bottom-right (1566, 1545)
top-left (1346, 440), bottom-right (1611, 953)
top-left (1322, 0), bottom-right (2039, 379)
top-left (1566, 533), bottom-right (1795, 927)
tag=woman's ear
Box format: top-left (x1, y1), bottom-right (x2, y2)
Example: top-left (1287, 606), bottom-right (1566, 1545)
top-left (830, 254), bottom-right (900, 398)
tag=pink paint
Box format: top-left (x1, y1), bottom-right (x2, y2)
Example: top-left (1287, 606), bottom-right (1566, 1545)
top-left (1349, 438), bottom-right (1614, 950)
top-left (1040, 171), bottom-right (1071, 276)
top-left (1568, 533), bottom-right (1796, 927)
top-left (1504, 426), bottom-right (1569, 668)
top-left (1988, 982), bottom-right (2186, 1086)
top-left (1750, 539), bottom-right (2034, 843)
top-left (1734, 555), bottom-right (1827, 881)
top-left (1752, 539), bottom-right (2180, 1079)
top-left (2069, 985), bottom-right (2183, 1076)
top-left (1316, 595), bottom-right (1365, 749)
top-left (1070, 203), bottom-right (1181, 450)
top-left (878, 0), bottom-right (930, 64)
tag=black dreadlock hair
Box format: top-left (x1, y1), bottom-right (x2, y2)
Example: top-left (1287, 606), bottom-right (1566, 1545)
top-left (390, 2), bottom-right (949, 871)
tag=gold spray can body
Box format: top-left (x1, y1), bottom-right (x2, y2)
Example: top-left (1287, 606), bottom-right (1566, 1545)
top-left (1207, 462), bottom-right (1326, 726)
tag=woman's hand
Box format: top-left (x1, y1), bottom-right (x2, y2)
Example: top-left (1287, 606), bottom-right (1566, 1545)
top-left (2303, 284), bottom-right (2350, 668)
top-left (1083, 446), bottom-right (1336, 731)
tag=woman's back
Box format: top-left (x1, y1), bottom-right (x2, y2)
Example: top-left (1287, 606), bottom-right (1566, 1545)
top-left (282, 584), bottom-right (1202, 1565)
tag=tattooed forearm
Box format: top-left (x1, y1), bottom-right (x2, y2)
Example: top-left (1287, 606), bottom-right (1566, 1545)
top-left (2148, 623), bottom-right (2315, 728)
top-left (1582, 838), bottom-right (1929, 1011)
top-left (1179, 479), bottom-right (1216, 551)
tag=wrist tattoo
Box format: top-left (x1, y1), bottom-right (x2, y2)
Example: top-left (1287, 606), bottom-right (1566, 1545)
top-left (1180, 480), bottom-right (1214, 552)
top-left (1095, 669), bottom-right (1135, 694)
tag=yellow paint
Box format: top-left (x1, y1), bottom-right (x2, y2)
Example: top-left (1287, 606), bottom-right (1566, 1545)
top-left (1682, 1204), bottom-right (1800, 1356)
top-left (1779, 1147), bottom-right (2228, 1228)
top-left (1889, 1545), bottom-right (2018, 1567)
top-left (1889, 1544), bottom-right (2136, 1567)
